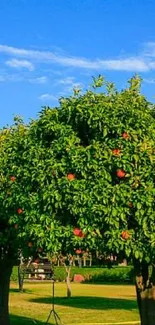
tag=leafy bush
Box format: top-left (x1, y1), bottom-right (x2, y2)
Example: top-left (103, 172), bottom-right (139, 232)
top-left (11, 266), bottom-right (134, 284)
top-left (11, 266), bottom-right (18, 282)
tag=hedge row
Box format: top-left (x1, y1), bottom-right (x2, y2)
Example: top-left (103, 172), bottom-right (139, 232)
top-left (11, 266), bottom-right (135, 284)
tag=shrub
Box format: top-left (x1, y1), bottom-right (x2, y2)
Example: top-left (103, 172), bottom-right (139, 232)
top-left (11, 266), bottom-right (134, 284)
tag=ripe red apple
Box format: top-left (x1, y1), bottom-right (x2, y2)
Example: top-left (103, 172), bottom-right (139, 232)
top-left (112, 149), bottom-right (121, 156)
top-left (17, 208), bottom-right (23, 214)
top-left (122, 132), bottom-right (129, 139)
top-left (10, 176), bottom-right (16, 182)
top-left (121, 230), bottom-right (130, 240)
top-left (28, 242), bottom-right (33, 248)
top-left (116, 169), bottom-right (126, 178)
top-left (67, 173), bottom-right (76, 181)
top-left (76, 249), bottom-right (82, 254)
top-left (73, 228), bottom-right (85, 238)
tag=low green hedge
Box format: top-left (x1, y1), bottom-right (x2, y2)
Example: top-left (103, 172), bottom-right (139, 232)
top-left (11, 266), bottom-right (18, 282)
top-left (11, 266), bottom-right (134, 284)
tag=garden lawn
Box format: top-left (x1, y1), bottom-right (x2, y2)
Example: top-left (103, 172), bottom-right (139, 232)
top-left (10, 282), bottom-right (140, 324)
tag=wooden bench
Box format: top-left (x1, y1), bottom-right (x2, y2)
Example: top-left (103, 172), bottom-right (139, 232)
top-left (22, 263), bottom-right (53, 280)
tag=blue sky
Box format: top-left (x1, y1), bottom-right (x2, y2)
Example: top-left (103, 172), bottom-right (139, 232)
top-left (0, 0), bottom-right (155, 127)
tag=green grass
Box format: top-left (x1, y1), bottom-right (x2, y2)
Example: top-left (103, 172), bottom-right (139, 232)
top-left (10, 282), bottom-right (140, 325)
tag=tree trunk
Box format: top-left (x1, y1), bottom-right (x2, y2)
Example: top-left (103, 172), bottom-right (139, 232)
top-left (89, 254), bottom-right (92, 267)
top-left (83, 256), bottom-right (86, 267)
top-left (64, 265), bottom-right (71, 298)
top-left (18, 266), bottom-right (24, 292)
top-left (0, 259), bottom-right (13, 325)
top-left (134, 262), bottom-right (155, 325)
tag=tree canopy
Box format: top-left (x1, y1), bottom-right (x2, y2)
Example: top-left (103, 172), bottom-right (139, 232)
top-left (1, 76), bottom-right (155, 265)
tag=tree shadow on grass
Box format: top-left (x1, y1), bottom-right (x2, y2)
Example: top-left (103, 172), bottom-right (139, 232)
top-left (10, 288), bottom-right (32, 294)
top-left (29, 296), bottom-right (138, 311)
top-left (10, 314), bottom-right (44, 325)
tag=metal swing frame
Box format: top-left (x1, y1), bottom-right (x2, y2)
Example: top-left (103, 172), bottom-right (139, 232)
top-left (45, 277), bottom-right (62, 325)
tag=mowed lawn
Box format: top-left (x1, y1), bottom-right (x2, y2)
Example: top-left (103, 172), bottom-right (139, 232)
top-left (10, 282), bottom-right (140, 324)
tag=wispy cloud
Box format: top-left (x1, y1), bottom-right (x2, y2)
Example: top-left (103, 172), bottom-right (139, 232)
top-left (5, 58), bottom-right (34, 71)
top-left (0, 73), bottom-right (23, 82)
top-left (55, 76), bottom-right (83, 92)
top-left (143, 78), bottom-right (155, 84)
top-left (143, 42), bottom-right (155, 57)
top-left (0, 44), bottom-right (153, 72)
top-left (29, 76), bottom-right (48, 84)
top-left (39, 93), bottom-right (58, 101)
top-left (58, 77), bottom-right (75, 85)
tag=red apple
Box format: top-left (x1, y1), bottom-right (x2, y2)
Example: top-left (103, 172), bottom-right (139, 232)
top-left (67, 173), bottom-right (76, 181)
top-left (17, 208), bottom-right (23, 214)
top-left (116, 169), bottom-right (126, 178)
top-left (10, 176), bottom-right (16, 182)
top-left (73, 228), bottom-right (85, 238)
top-left (28, 242), bottom-right (33, 248)
top-left (121, 230), bottom-right (130, 240)
top-left (112, 149), bottom-right (121, 156)
top-left (122, 132), bottom-right (129, 139)
top-left (76, 249), bottom-right (82, 254)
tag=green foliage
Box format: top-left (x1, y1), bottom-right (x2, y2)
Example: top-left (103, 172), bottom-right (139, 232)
top-left (1, 75), bottom-right (155, 265)
top-left (11, 266), bottom-right (134, 284)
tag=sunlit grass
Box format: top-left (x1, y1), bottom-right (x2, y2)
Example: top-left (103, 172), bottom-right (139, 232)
top-left (10, 282), bottom-right (140, 324)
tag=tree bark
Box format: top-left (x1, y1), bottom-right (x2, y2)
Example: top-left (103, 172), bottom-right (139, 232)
top-left (64, 265), bottom-right (71, 298)
top-left (134, 262), bottom-right (155, 325)
top-left (0, 259), bottom-right (13, 325)
top-left (18, 265), bottom-right (24, 292)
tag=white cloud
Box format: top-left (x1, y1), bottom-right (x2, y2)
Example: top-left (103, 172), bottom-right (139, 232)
top-left (0, 44), bottom-right (152, 72)
top-left (5, 58), bottom-right (34, 71)
top-left (63, 82), bottom-right (83, 94)
top-left (0, 73), bottom-right (23, 82)
top-left (39, 93), bottom-right (58, 101)
top-left (143, 78), bottom-right (155, 84)
top-left (143, 42), bottom-right (155, 57)
top-left (58, 77), bottom-right (75, 85)
top-left (55, 77), bottom-right (83, 92)
top-left (29, 76), bottom-right (48, 84)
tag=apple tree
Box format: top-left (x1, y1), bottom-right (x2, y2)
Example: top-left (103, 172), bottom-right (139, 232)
top-left (1, 76), bottom-right (155, 325)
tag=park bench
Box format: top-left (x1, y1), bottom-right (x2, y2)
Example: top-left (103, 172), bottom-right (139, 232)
top-left (22, 263), bottom-right (53, 280)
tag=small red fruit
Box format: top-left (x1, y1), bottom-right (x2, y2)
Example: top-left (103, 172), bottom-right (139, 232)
top-left (10, 176), bottom-right (16, 182)
top-left (116, 169), bottom-right (126, 178)
top-left (17, 208), bottom-right (23, 214)
top-left (67, 173), bottom-right (75, 181)
top-left (73, 228), bottom-right (85, 238)
top-left (28, 242), bottom-right (33, 248)
top-left (34, 258), bottom-right (39, 264)
top-left (37, 248), bottom-right (43, 253)
top-left (128, 202), bottom-right (133, 208)
top-left (112, 149), bottom-right (121, 156)
top-left (76, 249), bottom-right (82, 254)
top-left (121, 230), bottom-right (130, 240)
top-left (122, 132), bottom-right (129, 139)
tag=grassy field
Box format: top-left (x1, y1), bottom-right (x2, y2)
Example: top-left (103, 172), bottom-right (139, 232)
top-left (10, 282), bottom-right (140, 325)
